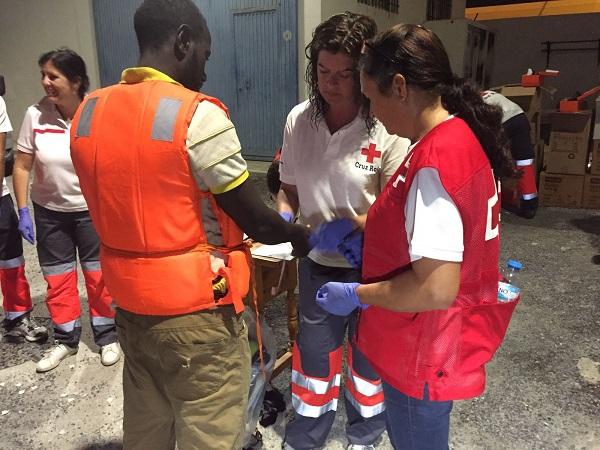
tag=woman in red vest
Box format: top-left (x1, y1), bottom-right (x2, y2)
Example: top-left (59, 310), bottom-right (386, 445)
top-left (314, 24), bottom-right (519, 448)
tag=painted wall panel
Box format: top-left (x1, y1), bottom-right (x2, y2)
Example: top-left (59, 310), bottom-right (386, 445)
top-left (92, 0), bottom-right (142, 86)
top-left (486, 13), bottom-right (600, 107)
top-left (92, 0), bottom-right (297, 160)
top-left (0, 0), bottom-right (100, 130)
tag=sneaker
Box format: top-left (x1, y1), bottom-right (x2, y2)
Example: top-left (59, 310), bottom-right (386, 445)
top-left (36, 342), bottom-right (78, 373)
top-left (3, 314), bottom-right (48, 343)
top-left (347, 445), bottom-right (376, 450)
top-left (100, 342), bottom-right (121, 366)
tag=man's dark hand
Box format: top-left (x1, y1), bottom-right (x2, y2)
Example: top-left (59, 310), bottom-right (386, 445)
top-left (215, 180), bottom-right (314, 250)
top-left (289, 223), bottom-right (312, 258)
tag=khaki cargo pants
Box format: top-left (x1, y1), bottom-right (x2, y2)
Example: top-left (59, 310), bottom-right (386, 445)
top-left (116, 306), bottom-right (251, 450)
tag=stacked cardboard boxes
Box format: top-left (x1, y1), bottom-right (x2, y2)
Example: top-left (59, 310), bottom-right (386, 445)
top-left (585, 97), bottom-right (600, 208)
top-left (539, 110), bottom-right (591, 208)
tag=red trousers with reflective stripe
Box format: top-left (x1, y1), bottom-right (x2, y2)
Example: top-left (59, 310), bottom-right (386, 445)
top-left (285, 258), bottom-right (385, 449)
top-left (517, 163), bottom-right (537, 199)
top-left (34, 203), bottom-right (115, 346)
top-left (1, 265), bottom-right (32, 315)
top-left (0, 195), bottom-right (32, 317)
top-left (503, 113), bottom-right (538, 199)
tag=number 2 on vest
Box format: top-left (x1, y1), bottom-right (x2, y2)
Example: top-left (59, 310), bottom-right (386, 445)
top-left (485, 180), bottom-right (500, 241)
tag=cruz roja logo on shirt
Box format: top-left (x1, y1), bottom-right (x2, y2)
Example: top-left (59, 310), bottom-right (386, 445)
top-left (355, 143), bottom-right (381, 173)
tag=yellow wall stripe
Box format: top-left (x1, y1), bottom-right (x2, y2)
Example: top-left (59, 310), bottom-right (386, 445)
top-left (465, 0), bottom-right (600, 20)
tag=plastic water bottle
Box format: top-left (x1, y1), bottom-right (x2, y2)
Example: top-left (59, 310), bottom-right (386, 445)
top-left (498, 259), bottom-right (522, 302)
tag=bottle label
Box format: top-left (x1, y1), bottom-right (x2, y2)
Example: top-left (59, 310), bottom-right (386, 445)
top-left (498, 281), bottom-right (520, 302)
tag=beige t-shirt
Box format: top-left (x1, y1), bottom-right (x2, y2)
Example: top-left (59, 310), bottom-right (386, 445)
top-left (186, 101), bottom-right (248, 194)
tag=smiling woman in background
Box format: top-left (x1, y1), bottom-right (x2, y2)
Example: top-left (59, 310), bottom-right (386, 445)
top-left (12, 48), bottom-right (120, 373)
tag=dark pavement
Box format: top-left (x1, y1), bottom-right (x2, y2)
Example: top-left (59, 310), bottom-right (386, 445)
top-left (0, 172), bottom-right (598, 449)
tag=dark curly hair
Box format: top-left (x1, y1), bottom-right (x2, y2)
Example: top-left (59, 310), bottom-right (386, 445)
top-left (38, 48), bottom-right (89, 100)
top-left (305, 12), bottom-right (377, 132)
top-left (360, 24), bottom-right (516, 179)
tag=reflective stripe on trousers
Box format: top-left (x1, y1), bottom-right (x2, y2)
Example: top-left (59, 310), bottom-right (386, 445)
top-left (345, 346), bottom-right (385, 418)
top-left (290, 343), bottom-right (343, 418)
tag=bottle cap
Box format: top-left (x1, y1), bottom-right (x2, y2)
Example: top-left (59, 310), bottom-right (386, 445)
top-left (507, 259), bottom-right (523, 271)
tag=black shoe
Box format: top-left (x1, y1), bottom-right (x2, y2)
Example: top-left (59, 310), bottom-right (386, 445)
top-left (3, 314), bottom-right (48, 343)
top-left (517, 197), bottom-right (538, 219)
top-left (260, 387), bottom-right (286, 427)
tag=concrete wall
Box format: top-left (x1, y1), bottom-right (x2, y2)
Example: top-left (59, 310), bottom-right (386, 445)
top-left (321, 0), bottom-right (407, 30)
top-left (485, 13), bottom-right (600, 108)
top-left (297, 0), bottom-right (323, 101)
top-left (297, 0), bottom-right (418, 101)
top-left (425, 19), bottom-right (471, 76)
top-left (0, 0), bottom-right (99, 131)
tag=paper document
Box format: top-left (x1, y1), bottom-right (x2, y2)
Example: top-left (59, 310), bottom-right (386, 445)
top-left (251, 242), bottom-right (294, 260)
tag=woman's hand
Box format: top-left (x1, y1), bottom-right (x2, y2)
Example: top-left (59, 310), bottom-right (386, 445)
top-left (316, 282), bottom-right (367, 316)
top-left (18, 207), bottom-right (35, 244)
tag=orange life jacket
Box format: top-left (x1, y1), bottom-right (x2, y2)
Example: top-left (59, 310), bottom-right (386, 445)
top-left (70, 80), bottom-right (250, 315)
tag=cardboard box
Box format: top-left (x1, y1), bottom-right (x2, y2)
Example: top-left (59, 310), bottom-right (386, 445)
top-left (496, 84), bottom-right (541, 124)
top-left (591, 140), bottom-right (600, 175)
top-left (534, 139), bottom-right (545, 174)
top-left (593, 97), bottom-right (600, 140)
top-left (582, 175), bottom-right (600, 209)
top-left (545, 111), bottom-right (592, 175)
top-left (539, 172), bottom-right (584, 208)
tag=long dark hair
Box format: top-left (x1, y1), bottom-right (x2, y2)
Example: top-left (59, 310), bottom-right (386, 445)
top-left (360, 24), bottom-right (515, 178)
top-left (305, 12), bottom-right (377, 132)
top-left (38, 48), bottom-right (89, 100)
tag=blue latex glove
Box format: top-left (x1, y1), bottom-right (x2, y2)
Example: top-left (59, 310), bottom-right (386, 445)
top-left (312, 218), bottom-right (355, 251)
top-left (338, 229), bottom-right (363, 268)
top-left (279, 211), bottom-right (294, 223)
top-left (316, 282), bottom-right (367, 316)
top-left (18, 207), bottom-right (35, 244)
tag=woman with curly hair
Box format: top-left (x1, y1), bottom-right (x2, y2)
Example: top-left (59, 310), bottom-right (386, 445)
top-left (277, 12), bottom-right (409, 450)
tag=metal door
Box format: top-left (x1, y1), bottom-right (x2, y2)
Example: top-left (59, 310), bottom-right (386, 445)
top-left (92, 0), bottom-right (142, 86)
top-left (92, 0), bottom-right (297, 160)
top-left (231, 2), bottom-right (297, 160)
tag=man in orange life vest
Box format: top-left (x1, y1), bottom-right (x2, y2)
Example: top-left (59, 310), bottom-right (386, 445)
top-left (69, 1), bottom-right (311, 449)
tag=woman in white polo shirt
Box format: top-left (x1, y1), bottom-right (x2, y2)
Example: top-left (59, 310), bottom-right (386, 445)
top-left (277, 13), bottom-right (410, 450)
top-left (13, 48), bottom-right (120, 373)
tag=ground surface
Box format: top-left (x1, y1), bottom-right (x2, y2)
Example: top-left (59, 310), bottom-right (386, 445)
top-left (0, 171), bottom-right (598, 449)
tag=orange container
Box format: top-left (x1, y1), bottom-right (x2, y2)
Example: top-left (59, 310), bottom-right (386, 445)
top-left (559, 100), bottom-right (583, 113)
top-left (521, 74), bottom-right (542, 87)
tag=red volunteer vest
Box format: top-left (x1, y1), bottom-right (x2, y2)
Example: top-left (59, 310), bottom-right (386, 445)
top-left (70, 80), bottom-right (250, 315)
top-left (358, 117), bottom-right (518, 401)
